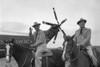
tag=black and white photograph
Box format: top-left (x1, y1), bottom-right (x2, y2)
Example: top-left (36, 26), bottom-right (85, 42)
top-left (0, 0), bottom-right (100, 67)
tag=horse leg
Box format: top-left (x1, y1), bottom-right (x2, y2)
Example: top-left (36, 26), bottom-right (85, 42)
top-left (42, 56), bottom-right (56, 67)
top-left (95, 49), bottom-right (100, 67)
top-left (31, 58), bottom-right (35, 67)
top-left (46, 57), bottom-right (48, 67)
top-left (42, 57), bottom-right (47, 67)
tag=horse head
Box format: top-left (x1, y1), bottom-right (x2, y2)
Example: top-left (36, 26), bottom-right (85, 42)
top-left (62, 35), bottom-right (77, 62)
top-left (3, 38), bottom-right (33, 67)
top-left (3, 39), bottom-right (14, 63)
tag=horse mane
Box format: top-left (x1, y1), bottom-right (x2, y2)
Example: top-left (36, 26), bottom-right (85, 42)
top-left (13, 42), bottom-right (31, 52)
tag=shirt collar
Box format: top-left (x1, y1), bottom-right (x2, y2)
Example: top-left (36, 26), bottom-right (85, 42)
top-left (79, 27), bottom-right (87, 31)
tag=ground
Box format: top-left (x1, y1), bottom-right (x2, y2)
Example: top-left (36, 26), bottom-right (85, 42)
top-left (0, 57), bottom-right (18, 67)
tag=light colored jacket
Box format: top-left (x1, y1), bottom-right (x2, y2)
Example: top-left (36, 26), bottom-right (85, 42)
top-left (73, 27), bottom-right (91, 47)
top-left (29, 30), bottom-right (46, 47)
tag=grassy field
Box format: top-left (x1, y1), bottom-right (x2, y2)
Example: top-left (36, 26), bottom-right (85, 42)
top-left (0, 57), bottom-right (18, 67)
top-left (0, 46), bottom-right (100, 67)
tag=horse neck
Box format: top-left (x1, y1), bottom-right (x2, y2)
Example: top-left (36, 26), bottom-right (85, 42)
top-left (13, 43), bottom-right (27, 63)
top-left (44, 27), bottom-right (59, 43)
top-left (13, 43), bottom-right (26, 52)
top-left (95, 48), bottom-right (100, 64)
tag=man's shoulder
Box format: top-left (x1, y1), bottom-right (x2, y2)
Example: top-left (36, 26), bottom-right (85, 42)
top-left (85, 27), bottom-right (91, 31)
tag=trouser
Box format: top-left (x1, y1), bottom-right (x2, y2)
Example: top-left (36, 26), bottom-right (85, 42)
top-left (86, 46), bottom-right (97, 66)
top-left (35, 44), bottom-right (52, 67)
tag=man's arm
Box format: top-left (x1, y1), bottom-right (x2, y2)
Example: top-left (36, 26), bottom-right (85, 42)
top-left (29, 27), bottom-right (34, 41)
top-left (80, 29), bottom-right (91, 46)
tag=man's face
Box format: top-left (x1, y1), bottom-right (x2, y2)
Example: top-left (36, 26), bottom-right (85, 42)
top-left (34, 25), bottom-right (40, 31)
top-left (79, 21), bottom-right (85, 28)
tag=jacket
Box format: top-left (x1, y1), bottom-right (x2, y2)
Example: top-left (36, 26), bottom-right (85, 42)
top-left (29, 30), bottom-right (46, 47)
top-left (73, 27), bottom-right (91, 47)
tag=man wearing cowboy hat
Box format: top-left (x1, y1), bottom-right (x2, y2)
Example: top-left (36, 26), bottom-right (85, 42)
top-left (73, 18), bottom-right (97, 67)
top-left (29, 22), bottom-right (52, 67)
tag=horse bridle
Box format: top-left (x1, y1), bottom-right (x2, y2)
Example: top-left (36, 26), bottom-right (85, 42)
top-left (4, 42), bottom-right (14, 63)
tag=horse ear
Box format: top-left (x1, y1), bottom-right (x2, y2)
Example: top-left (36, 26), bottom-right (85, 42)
top-left (2, 40), bottom-right (5, 43)
top-left (11, 38), bottom-right (15, 43)
top-left (71, 34), bottom-right (75, 39)
top-left (66, 35), bottom-right (71, 40)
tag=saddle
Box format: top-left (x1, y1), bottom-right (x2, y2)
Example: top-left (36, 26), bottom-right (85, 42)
top-left (42, 50), bottom-right (53, 57)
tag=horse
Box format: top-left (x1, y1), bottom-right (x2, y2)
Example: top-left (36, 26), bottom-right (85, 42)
top-left (2, 23), bottom-right (64, 67)
top-left (62, 36), bottom-right (100, 67)
top-left (3, 39), bottom-right (65, 67)
top-left (1, 39), bottom-right (33, 67)
top-left (0, 40), bottom-right (13, 63)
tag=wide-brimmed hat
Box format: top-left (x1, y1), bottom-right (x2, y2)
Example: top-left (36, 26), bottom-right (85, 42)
top-left (32, 22), bottom-right (41, 27)
top-left (77, 18), bottom-right (87, 25)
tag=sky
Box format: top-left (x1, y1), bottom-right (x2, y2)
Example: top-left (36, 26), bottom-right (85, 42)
top-left (0, 0), bottom-right (100, 48)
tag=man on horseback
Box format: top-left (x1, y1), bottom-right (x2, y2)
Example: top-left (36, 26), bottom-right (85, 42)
top-left (29, 22), bottom-right (52, 67)
top-left (73, 18), bottom-right (97, 67)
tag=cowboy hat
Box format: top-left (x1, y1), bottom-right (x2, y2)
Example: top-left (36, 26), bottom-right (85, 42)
top-left (77, 18), bottom-right (87, 25)
top-left (32, 22), bottom-right (41, 27)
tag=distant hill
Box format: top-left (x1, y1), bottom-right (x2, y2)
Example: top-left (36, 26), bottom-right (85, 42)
top-left (93, 46), bottom-right (100, 52)
top-left (0, 34), bottom-right (29, 40)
